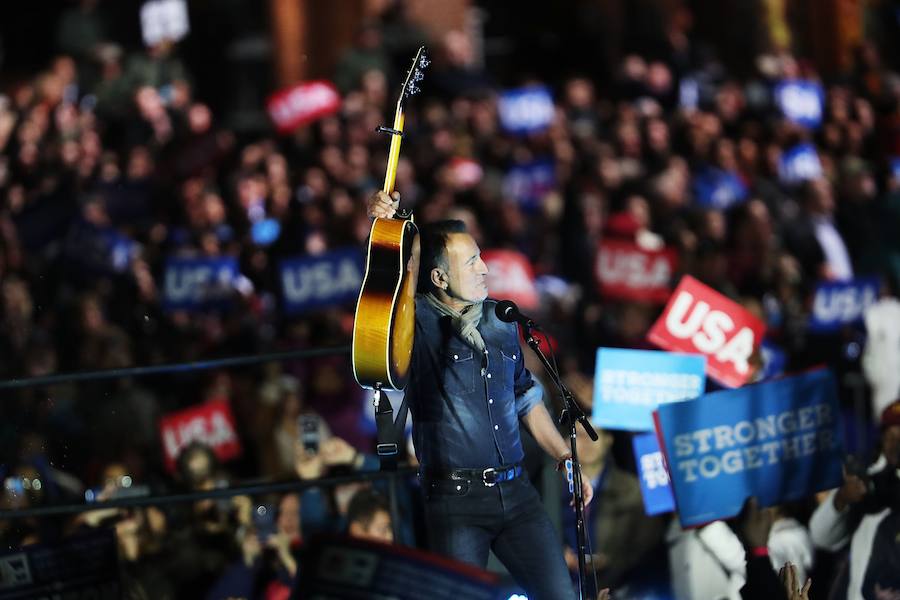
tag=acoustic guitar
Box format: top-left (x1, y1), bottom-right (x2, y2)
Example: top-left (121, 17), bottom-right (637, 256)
top-left (352, 46), bottom-right (429, 391)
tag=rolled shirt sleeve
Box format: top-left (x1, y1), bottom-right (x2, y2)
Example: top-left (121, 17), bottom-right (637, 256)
top-left (514, 360), bottom-right (544, 418)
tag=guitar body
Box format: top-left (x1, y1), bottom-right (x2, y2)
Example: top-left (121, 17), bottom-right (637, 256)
top-left (352, 46), bottom-right (428, 391)
top-left (352, 217), bottom-right (420, 390)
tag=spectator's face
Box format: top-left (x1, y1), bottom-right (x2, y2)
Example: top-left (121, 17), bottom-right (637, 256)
top-left (101, 463), bottom-right (130, 489)
top-left (715, 139), bottom-right (738, 171)
top-left (2, 279), bottom-right (33, 321)
top-left (565, 78), bottom-right (593, 109)
top-left (80, 298), bottom-right (105, 332)
top-left (134, 87), bottom-right (164, 120)
top-left (737, 138), bottom-right (758, 171)
top-left (351, 509), bottom-right (393, 543)
top-left (646, 119), bottom-right (669, 153)
top-left (626, 195), bottom-right (650, 229)
top-left (808, 180), bottom-right (835, 215)
top-left (184, 451), bottom-right (214, 490)
top-left (127, 147), bottom-right (153, 179)
top-left (443, 30), bottom-right (473, 67)
top-left (277, 493), bottom-right (301, 540)
top-left (203, 193), bottom-right (226, 225)
top-left (439, 233), bottom-right (489, 306)
top-left (704, 210), bottom-right (727, 241)
top-left (188, 104), bottom-right (212, 134)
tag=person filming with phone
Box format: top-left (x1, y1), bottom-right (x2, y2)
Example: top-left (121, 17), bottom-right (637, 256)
top-left (809, 400), bottom-right (900, 600)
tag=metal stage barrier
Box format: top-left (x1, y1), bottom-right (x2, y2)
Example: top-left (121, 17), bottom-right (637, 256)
top-left (0, 344), bottom-right (414, 544)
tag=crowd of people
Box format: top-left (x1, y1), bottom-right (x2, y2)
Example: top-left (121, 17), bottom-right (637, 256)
top-left (2, 0), bottom-right (900, 598)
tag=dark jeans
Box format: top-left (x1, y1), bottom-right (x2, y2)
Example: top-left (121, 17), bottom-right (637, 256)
top-left (423, 475), bottom-right (576, 600)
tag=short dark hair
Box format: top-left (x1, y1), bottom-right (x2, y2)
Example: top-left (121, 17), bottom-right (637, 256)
top-left (346, 488), bottom-right (389, 529)
top-left (175, 441), bottom-right (219, 490)
top-left (417, 219), bottom-right (468, 291)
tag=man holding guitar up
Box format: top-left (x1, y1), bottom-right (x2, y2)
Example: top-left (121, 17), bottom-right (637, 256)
top-left (367, 190), bottom-right (591, 600)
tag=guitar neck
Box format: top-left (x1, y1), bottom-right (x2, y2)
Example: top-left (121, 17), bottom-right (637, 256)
top-left (382, 103), bottom-right (405, 194)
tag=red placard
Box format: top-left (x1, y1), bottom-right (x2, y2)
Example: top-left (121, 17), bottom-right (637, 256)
top-left (647, 276), bottom-right (765, 388)
top-left (482, 249), bottom-right (539, 311)
top-left (266, 81), bottom-right (341, 135)
top-left (159, 400), bottom-right (242, 472)
top-left (595, 239), bottom-right (677, 303)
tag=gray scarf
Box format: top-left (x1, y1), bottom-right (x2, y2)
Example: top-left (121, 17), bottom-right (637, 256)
top-left (423, 293), bottom-right (486, 354)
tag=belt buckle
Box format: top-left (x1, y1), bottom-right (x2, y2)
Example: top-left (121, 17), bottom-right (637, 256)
top-left (482, 467), bottom-right (497, 487)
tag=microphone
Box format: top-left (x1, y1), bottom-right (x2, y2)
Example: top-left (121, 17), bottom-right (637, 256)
top-left (495, 300), bottom-right (539, 329)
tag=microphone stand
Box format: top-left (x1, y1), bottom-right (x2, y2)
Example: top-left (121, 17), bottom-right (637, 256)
top-left (521, 323), bottom-right (597, 600)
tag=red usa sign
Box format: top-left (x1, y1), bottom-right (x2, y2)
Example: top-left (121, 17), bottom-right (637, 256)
top-left (159, 400), bottom-right (242, 472)
top-left (482, 249), bottom-right (539, 311)
top-left (266, 81), bottom-right (341, 135)
top-left (596, 240), bottom-right (676, 303)
top-left (648, 276), bottom-right (766, 388)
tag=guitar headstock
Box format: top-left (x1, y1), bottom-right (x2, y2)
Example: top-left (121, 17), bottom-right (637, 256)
top-left (400, 46), bottom-right (429, 105)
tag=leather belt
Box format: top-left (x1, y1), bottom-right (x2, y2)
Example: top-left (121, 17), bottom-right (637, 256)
top-left (431, 463), bottom-right (523, 487)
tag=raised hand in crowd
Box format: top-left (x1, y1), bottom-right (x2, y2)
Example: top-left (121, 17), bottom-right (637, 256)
top-left (739, 497), bottom-right (783, 600)
top-left (597, 588), bottom-right (611, 600)
top-left (265, 530), bottom-right (298, 577)
top-left (779, 562), bottom-right (811, 600)
top-left (563, 546), bottom-right (608, 573)
top-left (740, 497), bottom-right (774, 550)
top-left (833, 461), bottom-right (869, 511)
top-left (366, 190), bottom-right (400, 219)
top-left (321, 436), bottom-right (365, 470)
top-left (294, 440), bottom-right (324, 480)
top-left (231, 494), bottom-right (253, 528)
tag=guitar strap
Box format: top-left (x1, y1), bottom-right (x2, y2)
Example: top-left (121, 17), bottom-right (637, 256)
top-left (374, 388), bottom-right (409, 471)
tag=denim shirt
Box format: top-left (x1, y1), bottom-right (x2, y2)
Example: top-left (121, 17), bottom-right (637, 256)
top-left (407, 295), bottom-right (544, 473)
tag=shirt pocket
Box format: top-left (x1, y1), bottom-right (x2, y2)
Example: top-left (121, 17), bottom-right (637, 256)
top-left (444, 346), bottom-right (476, 395)
top-left (499, 345), bottom-right (519, 386)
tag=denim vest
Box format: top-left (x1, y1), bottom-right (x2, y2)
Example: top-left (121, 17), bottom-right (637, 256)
top-left (407, 296), bottom-right (543, 473)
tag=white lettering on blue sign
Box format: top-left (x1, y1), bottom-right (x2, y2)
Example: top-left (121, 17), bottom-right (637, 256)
top-left (813, 284), bottom-right (877, 324)
top-left (671, 404), bottom-right (837, 482)
top-left (641, 452), bottom-right (670, 489)
top-left (164, 263), bottom-right (235, 303)
top-left (281, 258), bottom-right (361, 303)
top-left (776, 81), bottom-right (824, 128)
top-left (498, 87), bottom-right (554, 134)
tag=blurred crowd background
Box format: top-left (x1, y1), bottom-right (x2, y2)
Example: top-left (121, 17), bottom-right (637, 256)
top-left (2, 0), bottom-right (900, 599)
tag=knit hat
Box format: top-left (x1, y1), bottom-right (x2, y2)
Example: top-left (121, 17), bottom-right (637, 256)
top-left (881, 400), bottom-right (900, 429)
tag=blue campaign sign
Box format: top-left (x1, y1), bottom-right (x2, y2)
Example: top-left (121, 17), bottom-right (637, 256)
top-left (809, 277), bottom-right (879, 333)
top-left (280, 247), bottom-right (365, 315)
top-left (64, 221), bottom-right (137, 277)
top-left (633, 432), bottom-right (676, 516)
top-left (593, 348), bottom-right (706, 431)
top-left (692, 167), bottom-right (748, 210)
top-left (503, 159), bottom-right (556, 213)
top-left (498, 86), bottom-right (554, 135)
top-left (656, 369), bottom-right (844, 528)
top-left (891, 157), bottom-right (900, 181)
top-left (774, 80), bottom-right (824, 129)
top-left (162, 256), bottom-right (239, 312)
top-left (778, 143), bottom-right (823, 185)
